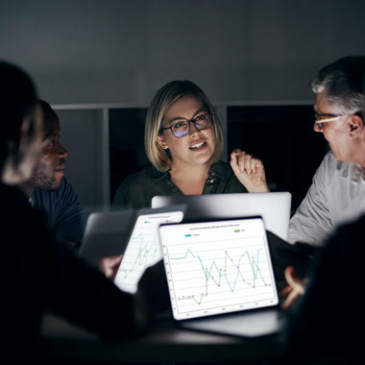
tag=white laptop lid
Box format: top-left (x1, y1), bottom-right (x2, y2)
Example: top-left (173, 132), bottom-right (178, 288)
top-left (159, 216), bottom-right (279, 322)
top-left (152, 192), bottom-right (291, 241)
top-left (113, 206), bottom-right (186, 294)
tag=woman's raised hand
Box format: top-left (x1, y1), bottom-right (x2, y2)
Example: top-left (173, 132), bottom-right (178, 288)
top-left (230, 149), bottom-right (270, 193)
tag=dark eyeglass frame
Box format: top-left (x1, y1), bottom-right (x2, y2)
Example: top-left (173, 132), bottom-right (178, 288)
top-left (160, 113), bottom-right (213, 138)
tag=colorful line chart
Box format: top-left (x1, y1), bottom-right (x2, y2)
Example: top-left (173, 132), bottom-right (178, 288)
top-left (114, 211), bottom-right (183, 293)
top-left (160, 219), bottom-right (278, 319)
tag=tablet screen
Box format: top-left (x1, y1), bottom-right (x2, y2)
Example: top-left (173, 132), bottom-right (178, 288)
top-left (114, 210), bottom-right (184, 293)
top-left (159, 217), bottom-right (278, 320)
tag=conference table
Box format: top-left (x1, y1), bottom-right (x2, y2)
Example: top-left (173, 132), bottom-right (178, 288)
top-left (40, 229), bottom-right (306, 364)
top-left (40, 313), bottom-right (283, 364)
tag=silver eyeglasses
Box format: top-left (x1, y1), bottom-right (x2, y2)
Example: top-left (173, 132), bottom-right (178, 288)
top-left (161, 113), bottom-right (213, 138)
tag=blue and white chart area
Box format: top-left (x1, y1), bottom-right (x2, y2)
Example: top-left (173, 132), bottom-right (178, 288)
top-left (114, 211), bottom-right (184, 294)
top-left (160, 218), bottom-right (278, 320)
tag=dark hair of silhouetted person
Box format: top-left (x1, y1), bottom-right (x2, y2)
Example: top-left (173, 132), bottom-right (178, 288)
top-left (0, 61), bottom-right (38, 171)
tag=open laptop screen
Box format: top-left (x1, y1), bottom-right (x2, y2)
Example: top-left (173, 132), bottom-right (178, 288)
top-left (152, 192), bottom-right (292, 241)
top-left (159, 217), bottom-right (279, 321)
top-left (114, 210), bottom-right (184, 294)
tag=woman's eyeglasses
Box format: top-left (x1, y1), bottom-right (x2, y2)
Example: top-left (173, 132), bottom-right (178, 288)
top-left (161, 113), bottom-right (213, 138)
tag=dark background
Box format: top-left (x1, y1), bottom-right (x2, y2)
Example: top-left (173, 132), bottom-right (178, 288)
top-left (1, 0), bottom-right (363, 210)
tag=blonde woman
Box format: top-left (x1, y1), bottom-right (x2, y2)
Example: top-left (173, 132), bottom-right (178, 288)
top-left (113, 80), bottom-right (269, 209)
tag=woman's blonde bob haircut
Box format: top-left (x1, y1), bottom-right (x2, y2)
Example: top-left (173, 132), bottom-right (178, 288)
top-left (145, 80), bottom-right (224, 172)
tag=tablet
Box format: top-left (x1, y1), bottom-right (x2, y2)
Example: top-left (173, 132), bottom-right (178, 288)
top-left (113, 206), bottom-right (186, 293)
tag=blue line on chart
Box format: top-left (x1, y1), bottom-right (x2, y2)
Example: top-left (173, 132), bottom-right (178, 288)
top-left (169, 248), bottom-right (262, 292)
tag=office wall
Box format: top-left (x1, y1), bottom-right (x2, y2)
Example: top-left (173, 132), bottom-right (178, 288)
top-left (1, 0), bottom-right (365, 105)
top-left (1, 0), bottom-right (365, 209)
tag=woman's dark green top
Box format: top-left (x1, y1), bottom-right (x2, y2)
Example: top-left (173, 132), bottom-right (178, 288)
top-left (112, 160), bottom-right (248, 210)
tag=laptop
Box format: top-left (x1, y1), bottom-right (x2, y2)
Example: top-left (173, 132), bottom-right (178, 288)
top-left (79, 205), bottom-right (186, 270)
top-left (152, 192), bottom-right (291, 241)
top-left (113, 205), bottom-right (186, 294)
top-left (158, 216), bottom-right (284, 338)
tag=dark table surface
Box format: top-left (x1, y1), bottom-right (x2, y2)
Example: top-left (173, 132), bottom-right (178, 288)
top-left (40, 313), bottom-right (283, 364)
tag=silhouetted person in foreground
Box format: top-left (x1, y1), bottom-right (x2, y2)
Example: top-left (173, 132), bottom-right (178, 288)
top-left (0, 60), bottom-right (163, 362)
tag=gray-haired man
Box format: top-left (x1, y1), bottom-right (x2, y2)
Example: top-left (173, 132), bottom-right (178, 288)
top-left (289, 55), bottom-right (365, 246)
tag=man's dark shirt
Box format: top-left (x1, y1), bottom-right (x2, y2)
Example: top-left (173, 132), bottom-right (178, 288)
top-left (32, 178), bottom-right (89, 246)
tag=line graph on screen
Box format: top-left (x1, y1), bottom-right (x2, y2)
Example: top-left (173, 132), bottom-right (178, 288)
top-left (163, 236), bottom-right (276, 313)
top-left (114, 211), bottom-right (183, 293)
top-left (117, 231), bottom-right (159, 279)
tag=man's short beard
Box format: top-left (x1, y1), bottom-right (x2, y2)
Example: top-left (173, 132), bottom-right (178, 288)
top-left (31, 168), bottom-right (58, 191)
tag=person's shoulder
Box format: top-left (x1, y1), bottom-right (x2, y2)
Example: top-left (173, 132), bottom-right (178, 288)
top-left (113, 166), bottom-right (161, 199)
top-left (320, 214), bottom-right (365, 263)
top-left (320, 151), bottom-right (358, 178)
top-left (121, 166), bottom-right (167, 186)
top-left (120, 166), bottom-right (156, 186)
top-left (319, 151), bottom-right (334, 166)
top-left (321, 151), bottom-right (349, 170)
top-left (0, 183), bottom-right (49, 231)
top-left (113, 166), bottom-right (166, 208)
top-left (312, 151), bottom-right (337, 180)
top-left (0, 182), bottom-right (29, 209)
